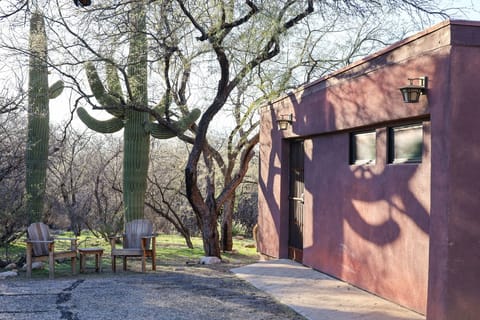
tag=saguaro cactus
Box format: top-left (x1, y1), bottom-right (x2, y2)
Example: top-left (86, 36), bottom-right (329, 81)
top-left (78, 2), bottom-right (199, 222)
top-left (25, 11), bottom-right (64, 223)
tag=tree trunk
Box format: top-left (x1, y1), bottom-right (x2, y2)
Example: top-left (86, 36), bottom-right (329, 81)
top-left (221, 194), bottom-right (235, 252)
top-left (166, 217), bottom-right (194, 249)
top-left (200, 209), bottom-right (221, 257)
top-left (182, 231), bottom-right (194, 249)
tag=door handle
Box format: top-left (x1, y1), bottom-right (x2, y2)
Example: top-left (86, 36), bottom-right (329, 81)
top-left (289, 196), bottom-right (304, 203)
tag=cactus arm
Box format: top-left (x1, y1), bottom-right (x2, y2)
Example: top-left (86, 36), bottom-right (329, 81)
top-left (85, 62), bottom-right (125, 118)
top-left (148, 122), bottom-right (177, 139)
top-left (149, 108), bottom-right (201, 139)
top-left (106, 63), bottom-right (124, 102)
top-left (173, 108), bottom-right (201, 131)
top-left (48, 80), bottom-right (64, 99)
top-left (77, 107), bottom-right (124, 133)
top-left (149, 95), bottom-right (168, 122)
top-left (152, 95), bottom-right (168, 116)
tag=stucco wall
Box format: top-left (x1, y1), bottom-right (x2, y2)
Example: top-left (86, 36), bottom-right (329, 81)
top-left (426, 24), bottom-right (480, 319)
top-left (259, 20), bottom-right (480, 318)
top-left (258, 109), bottom-right (283, 258)
top-left (290, 58), bottom-right (436, 312)
top-left (258, 21), bottom-right (451, 314)
top-left (302, 125), bottom-right (430, 313)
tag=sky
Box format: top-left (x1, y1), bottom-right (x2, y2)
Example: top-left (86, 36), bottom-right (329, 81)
top-left (440, 0), bottom-right (480, 20)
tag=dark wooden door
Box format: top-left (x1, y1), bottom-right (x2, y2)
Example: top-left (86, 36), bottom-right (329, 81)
top-left (288, 141), bottom-right (304, 262)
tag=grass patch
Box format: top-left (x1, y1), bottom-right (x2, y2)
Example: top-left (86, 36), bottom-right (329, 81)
top-left (1, 231), bottom-right (259, 279)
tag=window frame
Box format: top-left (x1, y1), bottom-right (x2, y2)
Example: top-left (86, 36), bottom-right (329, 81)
top-left (387, 123), bottom-right (424, 164)
top-left (349, 130), bottom-right (377, 165)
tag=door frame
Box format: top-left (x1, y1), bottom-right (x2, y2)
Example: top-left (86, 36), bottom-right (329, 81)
top-left (288, 140), bottom-right (304, 262)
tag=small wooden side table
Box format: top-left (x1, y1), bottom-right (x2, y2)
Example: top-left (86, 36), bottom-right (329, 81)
top-left (79, 247), bottom-right (104, 273)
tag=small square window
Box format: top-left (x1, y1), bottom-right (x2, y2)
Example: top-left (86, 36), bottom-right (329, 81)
top-left (350, 131), bottom-right (376, 165)
top-left (388, 123), bottom-right (423, 164)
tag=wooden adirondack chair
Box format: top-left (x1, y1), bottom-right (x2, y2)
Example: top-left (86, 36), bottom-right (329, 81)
top-left (110, 219), bottom-right (156, 272)
top-left (25, 222), bottom-right (78, 279)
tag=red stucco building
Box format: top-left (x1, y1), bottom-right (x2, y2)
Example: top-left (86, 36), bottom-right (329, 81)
top-left (258, 19), bottom-right (480, 319)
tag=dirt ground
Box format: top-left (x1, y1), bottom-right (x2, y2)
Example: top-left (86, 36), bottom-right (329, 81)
top-left (0, 263), bottom-right (305, 320)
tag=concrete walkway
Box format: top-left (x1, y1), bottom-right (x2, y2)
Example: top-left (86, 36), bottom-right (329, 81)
top-left (232, 259), bottom-right (426, 320)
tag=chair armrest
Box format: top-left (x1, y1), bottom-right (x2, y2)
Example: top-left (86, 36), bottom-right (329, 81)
top-left (54, 237), bottom-right (78, 250)
top-left (109, 235), bottom-right (123, 249)
top-left (109, 233), bottom-right (127, 240)
top-left (25, 240), bottom-right (54, 244)
top-left (141, 234), bottom-right (156, 251)
top-left (54, 237), bottom-right (77, 241)
top-left (25, 239), bottom-right (55, 254)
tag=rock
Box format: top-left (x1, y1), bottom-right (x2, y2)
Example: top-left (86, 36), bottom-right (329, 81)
top-left (22, 262), bottom-right (45, 271)
top-left (199, 256), bottom-right (222, 265)
top-left (4, 263), bottom-right (16, 270)
top-left (0, 271), bottom-right (17, 279)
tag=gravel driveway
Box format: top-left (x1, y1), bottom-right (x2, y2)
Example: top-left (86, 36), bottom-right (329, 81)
top-left (0, 265), bottom-right (305, 320)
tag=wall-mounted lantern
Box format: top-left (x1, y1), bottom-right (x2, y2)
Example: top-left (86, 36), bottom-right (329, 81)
top-left (399, 76), bottom-right (428, 103)
top-left (276, 114), bottom-right (293, 131)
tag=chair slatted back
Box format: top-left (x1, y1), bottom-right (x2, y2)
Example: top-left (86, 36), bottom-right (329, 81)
top-left (27, 223), bottom-right (52, 257)
top-left (124, 219), bottom-right (153, 249)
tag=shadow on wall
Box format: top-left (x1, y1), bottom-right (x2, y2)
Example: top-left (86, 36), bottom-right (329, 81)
top-left (257, 106), bottom-right (286, 256)
top-left (273, 55), bottom-right (439, 313)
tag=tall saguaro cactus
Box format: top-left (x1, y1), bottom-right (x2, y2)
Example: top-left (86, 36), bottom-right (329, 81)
top-left (78, 2), bottom-right (199, 222)
top-left (25, 11), bottom-right (64, 223)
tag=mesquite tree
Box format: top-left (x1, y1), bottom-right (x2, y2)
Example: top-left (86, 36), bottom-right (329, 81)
top-left (0, 101), bottom-right (26, 249)
top-left (178, 1), bottom-right (314, 257)
top-left (172, 0), bottom-right (448, 257)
